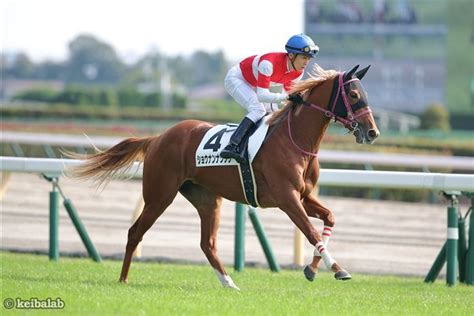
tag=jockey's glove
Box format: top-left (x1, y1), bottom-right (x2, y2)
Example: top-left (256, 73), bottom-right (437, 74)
top-left (288, 92), bottom-right (304, 105)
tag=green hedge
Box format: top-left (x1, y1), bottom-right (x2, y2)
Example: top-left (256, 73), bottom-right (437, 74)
top-left (0, 103), bottom-right (242, 123)
top-left (12, 86), bottom-right (186, 109)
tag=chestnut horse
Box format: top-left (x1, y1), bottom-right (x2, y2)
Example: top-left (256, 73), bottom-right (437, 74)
top-left (70, 64), bottom-right (379, 290)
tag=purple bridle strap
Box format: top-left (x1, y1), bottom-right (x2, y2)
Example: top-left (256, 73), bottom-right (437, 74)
top-left (287, 109), bottom-right (319, 157)
top-left (307, 73), bottom-right (372, 128)
top-left (287, 72), bottom-right (372, 157)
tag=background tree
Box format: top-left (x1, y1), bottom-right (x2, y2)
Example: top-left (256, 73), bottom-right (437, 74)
top-left (64, 34), bottom-right (125, 84)
top-left (168, 50), bottom-right (228, 88)
top-left (420, 102), bottom-right (451, 131)
top-left (4, 53), bottom-right (35, 78)
top-left (35, 60), bottom-right (65, 80)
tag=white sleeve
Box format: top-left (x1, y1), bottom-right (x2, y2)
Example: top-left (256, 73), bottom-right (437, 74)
top-left (256, 87), bottom-right (288, 103)
top-left (256, 59), bottom-right (288, 103)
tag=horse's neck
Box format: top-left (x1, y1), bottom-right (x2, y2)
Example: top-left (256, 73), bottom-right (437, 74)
top-left (291, 106), bottom-right (330, 154)
top-left (296, 78), bottom-right (335, 153)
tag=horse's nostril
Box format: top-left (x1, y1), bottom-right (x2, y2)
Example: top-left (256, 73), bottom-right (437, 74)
top-left (367, 129), bottom-right (378, 139)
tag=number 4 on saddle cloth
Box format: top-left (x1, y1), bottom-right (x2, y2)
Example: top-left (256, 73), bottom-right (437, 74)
top-left (195, 116), bottom-right (270, 207)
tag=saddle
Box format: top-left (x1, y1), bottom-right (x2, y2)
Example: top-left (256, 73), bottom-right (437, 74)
top-left (195, 117), bottom-right (270, 207)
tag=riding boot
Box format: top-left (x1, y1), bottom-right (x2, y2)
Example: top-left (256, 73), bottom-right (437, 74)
top-left (220, 117), bottom-right (256, 163)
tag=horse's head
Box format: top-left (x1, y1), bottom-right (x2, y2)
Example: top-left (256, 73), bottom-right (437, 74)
top-left (332, 65), bottom-right (380, 144)
top-left (304, 65), bottom-right (380, 144)
top-left (341, 65), bottom-right (379, 144)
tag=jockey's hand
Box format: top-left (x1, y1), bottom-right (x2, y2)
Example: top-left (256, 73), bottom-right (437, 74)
top-left (288, 92), bottom-right (304, 105)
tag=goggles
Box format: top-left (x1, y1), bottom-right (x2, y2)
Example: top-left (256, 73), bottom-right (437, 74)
top-left (286, 44), bottom-right (319, 56)
top-left (302, 45), bottom-right (319, 54)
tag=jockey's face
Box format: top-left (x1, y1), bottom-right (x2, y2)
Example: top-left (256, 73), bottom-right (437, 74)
top-left (289, 54), bottom-right (312, 71)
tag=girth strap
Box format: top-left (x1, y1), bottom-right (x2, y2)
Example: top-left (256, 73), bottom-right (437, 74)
top-left (236, 135), bottom-right (260, 208)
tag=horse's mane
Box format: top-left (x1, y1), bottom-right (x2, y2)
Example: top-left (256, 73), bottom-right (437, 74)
top-left (267, 64), bottom-right (339, 126)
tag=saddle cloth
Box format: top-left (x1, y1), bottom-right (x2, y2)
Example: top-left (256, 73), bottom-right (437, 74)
top-left (195, 117), bottom-right (270, 207)
top-left (195, 117), bottom-right (270, 167)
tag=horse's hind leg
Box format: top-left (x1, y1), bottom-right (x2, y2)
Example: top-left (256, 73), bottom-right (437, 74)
top-left (179, 181), bottom-right (240, 290)
top-left (119, 178), bottom-right (181, 283)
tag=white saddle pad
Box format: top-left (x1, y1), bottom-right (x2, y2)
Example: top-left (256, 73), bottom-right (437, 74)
top-left (196, 116), bottom-right (270, 167)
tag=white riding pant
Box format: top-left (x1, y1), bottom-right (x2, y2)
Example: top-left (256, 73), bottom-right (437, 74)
top-left (224, 65), bottom-right (279, 123)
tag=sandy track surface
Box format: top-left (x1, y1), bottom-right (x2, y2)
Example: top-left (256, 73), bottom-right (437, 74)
top-left (1, 173), bottom-right (451, 277)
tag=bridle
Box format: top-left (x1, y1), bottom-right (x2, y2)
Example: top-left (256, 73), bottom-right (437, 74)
top-left (288, 72), bottom-right (372, 157)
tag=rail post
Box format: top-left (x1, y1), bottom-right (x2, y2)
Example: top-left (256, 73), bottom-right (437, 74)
top-left (458, 215), bottom-right (467, 283)
top-left (424, 242), bottom-right (446, 283)
top-left (425, 191), bottom-right (463, 285)
top-left (464, 192), bottom-right (474, 284)
top-left (0, 172), bottom-right (12, 200)
top-left (248, 207), bottom-right (280, 272)
top-left (234, 203), bottom-right (246, 271)
top-left (293, 228), bottom-right (305, 266)
top-left (43, 174), bottom-right (101, 263)
top-left (63, 198), bottom-right (102, 262)
top-left (445, 191), bottom-right (460, 286)
top-left (131, 197), bottom-right (145, 258)
top-left (48, 177), bottom-right (59, 261)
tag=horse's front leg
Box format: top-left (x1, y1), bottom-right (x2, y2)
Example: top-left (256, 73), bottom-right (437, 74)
top-left (278, 191), bottom-right (351, 281)
top-left (302, 194), bottom-right (351, 281)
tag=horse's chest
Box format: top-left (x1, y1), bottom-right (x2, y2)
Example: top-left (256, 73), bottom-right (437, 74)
top-left (302, 162), bottom-right (319, 195)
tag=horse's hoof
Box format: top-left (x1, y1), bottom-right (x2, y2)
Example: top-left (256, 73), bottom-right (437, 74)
top-left (224, 283), bottom-right (241, 291)
top-left (334, 270), bottom-right (352, 280)
top-left (303, 265), bottom-right (316, 282)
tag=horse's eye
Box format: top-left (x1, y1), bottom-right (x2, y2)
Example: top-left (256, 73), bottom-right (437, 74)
top-left (349, 91), bottom-right (359, 99)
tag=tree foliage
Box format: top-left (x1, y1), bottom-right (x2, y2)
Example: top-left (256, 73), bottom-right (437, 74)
top-left (3, 53), bottom-right (35, 78)
top-left (167, 50), bottom-right (228, 88)
top-left (2, 53), bottom-right (64, 80)
top-left (64, 34), bottom-right (125, 84)
top-left (3, 33), bottom-right (228, 110)
top-left (420, 102), bottom-right (450, 131)
top-left (3, 33), bottom-right (229, 90)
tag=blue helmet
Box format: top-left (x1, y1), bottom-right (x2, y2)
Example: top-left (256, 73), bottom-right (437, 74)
top-left (285, 34), bottom-right (319, 58)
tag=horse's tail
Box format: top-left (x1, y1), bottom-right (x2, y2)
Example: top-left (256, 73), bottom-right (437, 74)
top-left (66, 136), bottom-right (154, 186)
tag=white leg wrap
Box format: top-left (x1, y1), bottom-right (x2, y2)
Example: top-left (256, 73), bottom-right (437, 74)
top-left (322, 225), bottom-right (332, 245)
top-left (314, 226), bottom-right (333, 257)
top-left (316, 242), bottom-right (336, 269)
top-left (214, 269), bottom-right (240, 291)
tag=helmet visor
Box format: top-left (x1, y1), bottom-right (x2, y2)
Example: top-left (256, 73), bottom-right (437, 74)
top-left (286, 44), bottom-right (319, 57)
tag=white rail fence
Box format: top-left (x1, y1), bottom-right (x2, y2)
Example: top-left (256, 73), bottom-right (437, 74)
top-left (2, 131), bottom-right (474, 170)
top-left (1, 157), bottom-right (473, 191)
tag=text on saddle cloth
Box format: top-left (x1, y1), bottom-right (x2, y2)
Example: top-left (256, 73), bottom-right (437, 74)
top-left (195, 117), bottom-right (270, 167)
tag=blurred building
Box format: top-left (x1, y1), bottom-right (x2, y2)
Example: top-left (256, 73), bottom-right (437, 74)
top-left (304, 0), bottom-right (447, 116)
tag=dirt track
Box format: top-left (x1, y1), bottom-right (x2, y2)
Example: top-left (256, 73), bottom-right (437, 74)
top-left (1, 173), bottom-right (452, 277)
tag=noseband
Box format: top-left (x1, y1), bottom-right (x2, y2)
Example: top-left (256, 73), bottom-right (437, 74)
top-left (288, 72), bottom-right (372, 157)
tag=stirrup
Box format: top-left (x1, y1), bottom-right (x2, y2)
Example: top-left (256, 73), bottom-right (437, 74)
top-left (220, 146), bottom-right (247, 164)
top-left (220, 144), bottom-right (238, 158)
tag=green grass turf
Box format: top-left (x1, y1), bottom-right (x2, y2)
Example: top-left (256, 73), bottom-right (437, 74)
top-left (1, 252), bottom-right (473, 315)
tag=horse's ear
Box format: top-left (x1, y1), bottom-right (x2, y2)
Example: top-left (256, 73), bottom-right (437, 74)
top-left (355, 65), bottom-right (371, 80)
top-left (344, 65), bottom-right (359, 81)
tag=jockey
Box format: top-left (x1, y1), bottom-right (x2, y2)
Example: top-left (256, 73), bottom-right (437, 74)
top-left (220, 33), bottom-right (319, 163)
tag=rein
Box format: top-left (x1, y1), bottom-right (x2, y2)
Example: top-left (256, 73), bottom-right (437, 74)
top-left (288, 72), bottom-right (372, 157)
